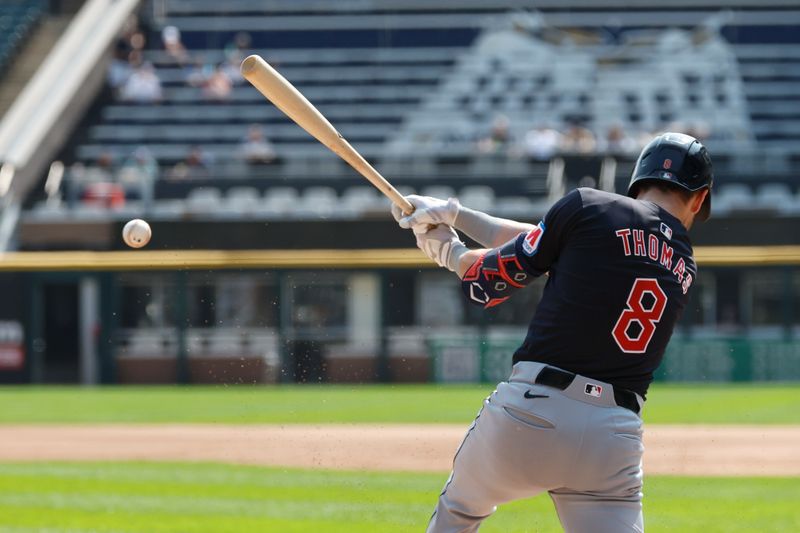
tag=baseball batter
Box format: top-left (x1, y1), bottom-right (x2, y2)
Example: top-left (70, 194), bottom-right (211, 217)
top-left (391, 132), bottom-right (713, 532)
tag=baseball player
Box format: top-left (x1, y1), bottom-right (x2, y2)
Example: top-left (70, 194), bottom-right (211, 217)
top-left (391, 132), bottom-right (713, 532)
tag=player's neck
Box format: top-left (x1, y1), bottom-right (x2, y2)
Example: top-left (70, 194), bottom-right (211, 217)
top-left (636, 190), bottom-right (693, 230)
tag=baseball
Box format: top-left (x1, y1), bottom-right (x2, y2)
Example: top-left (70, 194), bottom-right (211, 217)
top-left (122, 219), bottom-right (152, 248)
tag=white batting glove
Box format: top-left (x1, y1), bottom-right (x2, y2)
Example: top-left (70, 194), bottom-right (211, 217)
top-left (390, 195), bottom-right (461, 234)
top-left (415, 224), bottom-right (468, 273)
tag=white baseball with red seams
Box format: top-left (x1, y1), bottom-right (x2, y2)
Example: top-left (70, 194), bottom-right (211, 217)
top-left (122, 219), bottom-right (152, 248)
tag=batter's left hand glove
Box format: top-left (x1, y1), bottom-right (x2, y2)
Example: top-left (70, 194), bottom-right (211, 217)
top-left (391, 195), bottom-right (461, 234)
top-left (414, 224), bottom-right (468, 273)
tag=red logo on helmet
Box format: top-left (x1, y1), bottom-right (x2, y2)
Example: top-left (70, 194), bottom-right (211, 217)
top-left (663, 159), bottom-right (672, 169)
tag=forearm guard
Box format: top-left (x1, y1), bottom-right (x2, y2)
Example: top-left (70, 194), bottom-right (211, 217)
top-left (461, 235), bottom-right (533, 308)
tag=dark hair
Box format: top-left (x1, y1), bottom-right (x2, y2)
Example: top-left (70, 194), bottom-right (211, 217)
top-left (634, 180), bottom-right (693, 203)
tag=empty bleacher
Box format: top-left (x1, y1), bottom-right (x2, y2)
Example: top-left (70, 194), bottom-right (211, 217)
top-left (30, 0), bottom-right (800, 222)
top-left (68, 1), bottom-right (799, 163)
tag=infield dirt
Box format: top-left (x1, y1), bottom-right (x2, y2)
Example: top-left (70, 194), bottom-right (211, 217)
top-left (1, 424), bottom-right (798, 476)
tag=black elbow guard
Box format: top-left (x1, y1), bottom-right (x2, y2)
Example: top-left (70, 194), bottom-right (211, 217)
top-left (461, 237), bottom-right (533, 308)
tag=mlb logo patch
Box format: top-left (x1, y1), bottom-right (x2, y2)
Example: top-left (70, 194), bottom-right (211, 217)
top-left (663, 158), bottom-right (672, 169)
top-left (660, 222), bottom-right (673, 240)
top-left (522, 223), bottom-right (544, 255)
top-left (584, 383), bottom-right (603, 398)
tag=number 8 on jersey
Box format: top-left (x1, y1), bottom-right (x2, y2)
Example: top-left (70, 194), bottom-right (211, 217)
top-left (612, 278), bottom-right (668, 354)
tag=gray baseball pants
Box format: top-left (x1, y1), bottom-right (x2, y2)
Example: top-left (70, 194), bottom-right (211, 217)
top-left (427, 361), bottom-right (645, 533)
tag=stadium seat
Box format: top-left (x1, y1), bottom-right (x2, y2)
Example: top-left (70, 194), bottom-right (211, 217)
top-left (152, 199), bottom-right (186, 218)
top-left (224, 187), bottom-right (261, 214)
top-left (263, 187), bottom-right (299, 215)
top-left (37, 0), bottom-right (800, 225)
top-left (341, 187), bottom-right (381, 213)
top-left (0, 1), bottom-right (46, 74)
top-left (754, 183), bottom-right (795, 214)
top-left (459, 186), bottom-right (496, 211)
top-left (420, 186), bottom-right (457, 200)
top-left (713, 184), bottom-right (754, 214)
top-left (494, 196), bottom-right (541, 219)
top-left (299, 187), bottom-right (338, 217)
top-left (186, 187), bottom-right (222, 213)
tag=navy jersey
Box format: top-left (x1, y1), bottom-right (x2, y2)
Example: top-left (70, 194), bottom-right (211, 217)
top-left (465, 188), bottom-right (697, 398)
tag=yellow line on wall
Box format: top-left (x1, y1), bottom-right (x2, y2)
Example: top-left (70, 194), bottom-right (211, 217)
top-left (0, 246), bottom-right (798, 271)
top-left (694, 246), bottom-right (800, 266)
top-left (0, 249), bottom-right (430, 271)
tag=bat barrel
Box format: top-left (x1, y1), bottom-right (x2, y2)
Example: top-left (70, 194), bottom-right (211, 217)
top-left (240, 55), bottom-right (260, 75)
top-left (241, 54), bottom-right (414, 215)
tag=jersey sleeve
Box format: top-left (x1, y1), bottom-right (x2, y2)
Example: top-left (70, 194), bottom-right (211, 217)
top-left (461, 189), bottom-right (584, 308)
top-left (514, 188), bottom-right (584, 276)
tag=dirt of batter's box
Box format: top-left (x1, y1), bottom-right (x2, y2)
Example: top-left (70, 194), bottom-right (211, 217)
top-left (0, 424), bottom-right (798, 476)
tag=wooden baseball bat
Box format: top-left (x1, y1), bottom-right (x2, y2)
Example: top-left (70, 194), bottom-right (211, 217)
top-left (240, 54), bottom-right (414, 214)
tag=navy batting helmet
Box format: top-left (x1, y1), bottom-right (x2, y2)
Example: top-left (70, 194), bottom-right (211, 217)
top-left (627, 132), bottom-right (714, 221)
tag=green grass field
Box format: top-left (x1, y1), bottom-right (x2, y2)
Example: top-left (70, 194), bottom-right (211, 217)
top-left (0, 463), bottom-right (796, 533)
top-left (0, 383), bottom-right (797, 424)
top-left (0, 384), bottom-right (797, 532)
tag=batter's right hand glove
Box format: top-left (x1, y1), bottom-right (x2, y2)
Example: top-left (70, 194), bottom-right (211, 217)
top-left (391, 195), bottom-right (461, 234)
top-left (414, 223), bottom-right (468, 273)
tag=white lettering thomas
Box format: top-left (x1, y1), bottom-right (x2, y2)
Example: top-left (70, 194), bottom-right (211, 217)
top-left (615, 227), bottom-right (690, 288)
top-left (615, 229), bottom-right (632, 256)
top-left (648, 234), bottom-right (659, 260)
top-left (632, 229), bottom-right (646, 256)
top-left (672, 257), bottom-right (685, 282)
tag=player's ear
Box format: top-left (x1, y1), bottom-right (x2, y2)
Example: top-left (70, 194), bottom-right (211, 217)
top-left (689, 188), bottom-right (709, 215)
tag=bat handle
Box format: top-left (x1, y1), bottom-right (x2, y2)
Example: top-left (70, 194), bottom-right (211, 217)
top-left (395, 197), bottom-right (436, 231)
top-left (396, 196), bottom-right (414, 216)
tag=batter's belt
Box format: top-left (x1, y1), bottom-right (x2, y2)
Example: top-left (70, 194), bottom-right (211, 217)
top-left (527, 364), bottom-right (642, 415)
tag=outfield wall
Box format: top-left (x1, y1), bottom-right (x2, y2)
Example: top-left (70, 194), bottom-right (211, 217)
top-left (0, 247), bottom-right (798, 385)
top-left (429, 335), bottom-right (800, 383)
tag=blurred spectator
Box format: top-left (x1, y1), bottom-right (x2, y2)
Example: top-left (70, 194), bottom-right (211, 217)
top-left (121, 62), bottom-right (163, 103)
top-left (77, 152), bottom-right (125, 208)
top-left (83, 151), bottom-right (116, 183)
top-left (225, 31), bottom-right (252, 58)
top-left (477, 115), bottom-right (512, 155)
top-left (522, 124), bottom-right (562, 160)
top-left (221, 32), bottom-right (252, 84)
top-left (109, 18), bottom-right (145, 94)
top-left (167, 146), bottom-right (212, 180)
top-left (119, 147), bottom-right (158, 207)
top-left (107, 57), bottom-right (132, 93)
top-left (237, 125), bottom-right (277, 165)
top-left (559, 122), bottom-right (597, 154)
top-left (113, 15), bottom-right (140, 60)
top-left (221, 52), bottom-right (245, 85)
top-left (129, 31), bottom-right (146, 53)
top-left (185, 56), bottom-right (212, 88)
top-left (67, 154), bottom-right (112, 206)
top-left (599, 124), bottom-right (637, 155)
top-left (162, 25), bottom-right (189, 66)
top-left (127, 49), bottom-right (144, 69)
top-left (83, 182), bottom-right (126, 208)
top-left (202, 65), bottom-right (233, 101)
